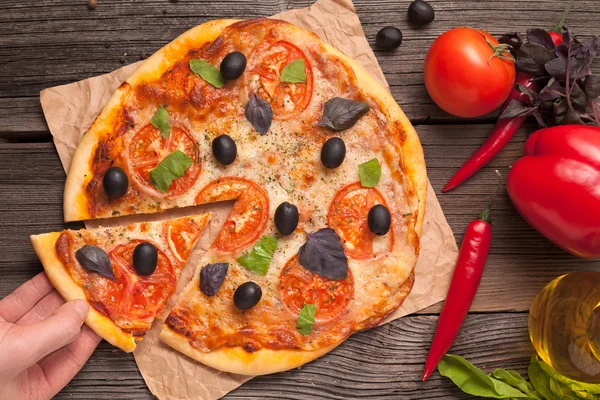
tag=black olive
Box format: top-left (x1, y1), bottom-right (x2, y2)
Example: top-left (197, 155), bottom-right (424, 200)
top-left (321, 137), bottom-right (346, 168)
top-left (275, 202), bottom-right (299, 235)
top-left (102, 167), bottom-right (128, 199)
top-left (368, 204), bottom-right (391, 236)
top-left (408, 0), bottom-right (435, 25)
top-left (233, 282), bottom-right (262, 310)
top-left (133, 242), bottom-right (158, 276)
top-left (376, 27), bottom-right (403, 50)
top-left (212, 134), bottom-right (237, 165)
top-left (220, 51), bottom-right (247, 81)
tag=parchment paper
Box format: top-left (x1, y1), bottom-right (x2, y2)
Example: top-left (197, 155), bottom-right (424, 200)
top-left (39, 0), bottom-right (459, 398)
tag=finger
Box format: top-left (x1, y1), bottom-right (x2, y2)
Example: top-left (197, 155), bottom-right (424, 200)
top-left (0, 272), bottom-right (54, 323)
top-left (16, 290), bottom-right (65, 325)
top-left (2, 300), bottom-right (89, 372)
top-left (36, 325), bottom-right (101, 399)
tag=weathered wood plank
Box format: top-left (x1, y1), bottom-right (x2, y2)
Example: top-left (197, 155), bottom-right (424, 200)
top-left (1, 125), bottom-right (598, 314)
top-left (52, 312), bottom-right (532, 399)
top-left (1, 0), bottom-right (599, 137)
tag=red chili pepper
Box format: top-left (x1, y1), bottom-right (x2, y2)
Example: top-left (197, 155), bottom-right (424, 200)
top-left (422, 171), bottom-right (502, 381)
top-left (442, 73), bottom-right (535, 192)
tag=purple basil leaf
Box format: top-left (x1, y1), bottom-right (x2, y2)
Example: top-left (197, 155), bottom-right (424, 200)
top-left (554, 99), bottom-right (569, 121)
top-left (570, 83), bottom-right (588, 112)
top-left (316, 97), bottom-right (370, 131)
top-left (516, 44), bottom-right (556, 75)
top-left (516, 84), bottom-right (539, 103)
top-left (532, 111), bottom-right (547, 127)
top-left (500, 100), bottom-right (533, 119)
top-left (200, 263), bottom-right (229, 296)
top-left (245, 92), bottom-right (273, 135)
top-left (555, 44), bottom-right (568, 60)
top-left (499, 32), bottom-right (524, 58)
top-left (563, 109), bottom-right (584, 125)
top-left (527, 28), bottom-right (555, 49)
top-left (544, 57), bottom-right (580, 81)
top-left (76, 245), bottom-right (115, 280)
top-left (584, 75), bottom-right (600, 100)
top-left (538, 78), bottom-right (565, 101)
top-left (298, 228), bottom-right (348, 281)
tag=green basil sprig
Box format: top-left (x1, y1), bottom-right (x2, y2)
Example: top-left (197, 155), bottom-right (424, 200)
top-left (237, 236), bottom-right (278, 275)
top-left (150, 150), bottom-right (193, 193)
top-left (280, 59), bottom-right (306, 83)
top-left (297, 304), bottom-right (316, 335)
top-left (439, 354), bottom-right (600, 400)
top-left (190, 59), bottom-right (225, 88)
top-left (358, 158), bottom-right (381, 188)
top-left (151, 106), bottom-right (170, 138)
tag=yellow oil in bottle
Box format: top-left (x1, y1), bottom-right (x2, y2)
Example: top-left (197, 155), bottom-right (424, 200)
top-left (529, 272), bottom-right (600, 383)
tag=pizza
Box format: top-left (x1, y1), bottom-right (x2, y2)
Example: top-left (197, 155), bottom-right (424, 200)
top-left (36, 18), bottom-right (427, 375)
top-left (30, 214), bottom-right (211, 352)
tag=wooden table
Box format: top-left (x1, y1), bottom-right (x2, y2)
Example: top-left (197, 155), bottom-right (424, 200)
top-left (1, 0), bottom-right (598, 398)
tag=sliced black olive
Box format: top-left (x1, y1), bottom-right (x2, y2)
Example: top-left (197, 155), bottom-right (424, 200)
top-left (368, 204), bottom-right (391, 236)
top-left (408, 0), bottom-right (435, 26)
top-left (133, 242), bottom-right (158, 276)
top-left (275, 202), bottom-right (299, 235)
top-left (212, 134), bottom-right (237, 165)
top-left (233, 281), bottom-right (262, 310)
top-left (220, 51), bottom-right (247, 81)
top-left (376, 27), bottom-right (403, 50)
top-left (102, 166), bottom-right (128, 199)
top-left (321, 137), bottom-right (346, 168)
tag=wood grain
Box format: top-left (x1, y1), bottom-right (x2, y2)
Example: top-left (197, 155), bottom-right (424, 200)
top-left (53, 313), bottom-right (532, 399)
top-left (0, 0), bottom-right (599, 138)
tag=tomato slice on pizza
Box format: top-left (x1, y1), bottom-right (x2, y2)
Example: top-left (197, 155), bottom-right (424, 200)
top-left (328, 183), bottom-right (394, 259)
top-left (195, 177), bottom-right (269, 254)
top-left (30, 214), bottom-right (211, 352)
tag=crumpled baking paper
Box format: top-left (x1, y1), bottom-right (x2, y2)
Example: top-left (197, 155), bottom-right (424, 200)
top-left (39, 0), bottom-right (459, 398)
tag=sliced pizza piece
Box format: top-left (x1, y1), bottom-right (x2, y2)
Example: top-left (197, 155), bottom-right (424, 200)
top-left (30, 214), bottom-right (211, 352)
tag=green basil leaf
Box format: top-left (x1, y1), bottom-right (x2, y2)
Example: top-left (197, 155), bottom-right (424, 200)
top-left (358, 158), bottom-right (381, 188)
top-left (296, 303), bottom-right (316, 335)
top-left (529, 355), bottom-right (600, 399)
top-left (438, 354), bottom-right (536, 399)
top-left (151, 105), bottom-right (170, 138)
top-left (190, 59), bottom-right (225, 88)
top-left (237, 236), bottom-right (278, 276)
top-left (149, 150), bottom-right (193, 193)
top-left (280, 59), bottom-right (306, 83)
top-left (491, 369), bottom-right (543, 399)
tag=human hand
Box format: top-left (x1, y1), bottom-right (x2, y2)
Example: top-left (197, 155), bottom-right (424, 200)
top-left (0, 272), bottom-right (101, 400)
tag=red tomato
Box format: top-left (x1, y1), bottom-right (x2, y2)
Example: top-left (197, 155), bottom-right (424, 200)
top-left (424, 28), bottom-right (516, 118)
top-left (129, 124), bottom-right (201, 197)
top-left (165, 218), bottom-right (203, 262)
top-left (549, 31), bottom-right (564, 45)
top-left (249, 40), bottom-right (313, 120)
top-left (196, 177), bottom-right (269, 254)
top-left (278, 256), bottom-right (354, 323)
top-left (327, 183), bottom-right (393, 260)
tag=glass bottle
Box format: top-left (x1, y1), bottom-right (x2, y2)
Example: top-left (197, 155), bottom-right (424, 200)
top-left (529, 272), bottom-right (600, 383)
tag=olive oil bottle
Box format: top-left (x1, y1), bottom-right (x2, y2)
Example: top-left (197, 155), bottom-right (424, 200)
top-left (529, 272), bottom-right (600, 383)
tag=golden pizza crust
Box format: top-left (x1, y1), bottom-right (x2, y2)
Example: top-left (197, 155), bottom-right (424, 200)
top-left (30, 232), bottom-right (137, 352)
top-left (159, 329), bottom-right (339, 376)
top-left (62, 18), bottom-right (427, 373)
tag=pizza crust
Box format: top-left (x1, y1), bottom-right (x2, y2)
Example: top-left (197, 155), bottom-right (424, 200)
top-left (159, 329), bottom-right (339, 376)
top-left (30, 232), bottom-right (137, 352)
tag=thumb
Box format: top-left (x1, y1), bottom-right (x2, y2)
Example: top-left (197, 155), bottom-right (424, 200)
top-left (9, 300), bottom-right (89, 372)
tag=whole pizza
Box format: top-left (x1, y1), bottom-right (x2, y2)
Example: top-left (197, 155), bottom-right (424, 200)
top-left (32, 18), bottom-right (427, 375)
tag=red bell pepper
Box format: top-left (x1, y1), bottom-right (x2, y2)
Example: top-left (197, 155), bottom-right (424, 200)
top-left (507, 125), bottom-right (600, 258)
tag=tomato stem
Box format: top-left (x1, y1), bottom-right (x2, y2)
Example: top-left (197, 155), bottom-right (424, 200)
top-left (478, 170), bottom-right (502, 223)
top-left (484, 36), bottom-right (514, 64)
top-left (552, 0), bottom-right (575, 33)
